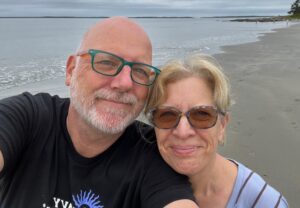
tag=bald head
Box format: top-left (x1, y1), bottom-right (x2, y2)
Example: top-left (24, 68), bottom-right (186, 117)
top-left (78, 17), bottom-right (153, 64)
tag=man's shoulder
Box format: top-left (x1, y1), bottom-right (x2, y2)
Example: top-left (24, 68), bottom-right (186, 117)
top-left (1, 92), bottom-right (68, 102)
top-left (0, 92), bottom-right (70, 125)
top-left (118, 120), bottom-right (161, 161)
top-left (132, 120), bottom-right (156, 142)
top-left (124, 120), bottom-right (156, 147)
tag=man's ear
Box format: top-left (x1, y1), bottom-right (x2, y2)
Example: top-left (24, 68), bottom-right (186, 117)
top-left (65, 55), bottom-right (76, 86)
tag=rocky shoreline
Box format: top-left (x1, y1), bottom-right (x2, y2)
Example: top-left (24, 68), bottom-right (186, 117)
top-left (230, 16), bottom-right (289, 22)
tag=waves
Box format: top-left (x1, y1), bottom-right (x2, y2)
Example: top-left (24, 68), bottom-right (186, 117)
top-left (0, 58), bottom-right (65, 91)
top-left (0, 17), bottom-right (291, 93)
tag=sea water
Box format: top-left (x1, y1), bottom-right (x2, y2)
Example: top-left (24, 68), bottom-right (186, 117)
top-left (0, 17), bottom-right (291, 93)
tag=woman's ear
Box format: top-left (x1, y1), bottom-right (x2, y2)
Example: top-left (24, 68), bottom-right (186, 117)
top-left (221, 113), bottom-right (230, 129)
top-left (218, 113), bottom-right (230, 145)
top-left (65, 55), bottom-right (76, 86)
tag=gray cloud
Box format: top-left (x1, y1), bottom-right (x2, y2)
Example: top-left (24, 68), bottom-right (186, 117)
top-left (0, 0), bottom-right (295, 17)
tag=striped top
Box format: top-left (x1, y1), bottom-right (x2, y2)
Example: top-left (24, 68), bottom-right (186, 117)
top-left (226, 160), bottom-right (288, 208)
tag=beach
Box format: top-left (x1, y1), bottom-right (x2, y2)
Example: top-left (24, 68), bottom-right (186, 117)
top-left (215, 23), bottom-right (300, 207)
top-left (0, 20), bottom-right (299, 206)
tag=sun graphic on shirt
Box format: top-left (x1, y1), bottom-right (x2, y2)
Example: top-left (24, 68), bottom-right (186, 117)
top-left (72, 190), bottom-right (104, 208)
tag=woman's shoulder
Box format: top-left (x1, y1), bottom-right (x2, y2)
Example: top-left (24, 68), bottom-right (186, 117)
top-left (228, 160), bottom-right (288, 207)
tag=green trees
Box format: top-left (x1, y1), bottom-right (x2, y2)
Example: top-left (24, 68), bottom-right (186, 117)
top-left (288, 0), bottom-right (300, 15)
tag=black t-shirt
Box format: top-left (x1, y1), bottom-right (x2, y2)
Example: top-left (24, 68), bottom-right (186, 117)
top-left (0, 92), bottom-right (194, 208)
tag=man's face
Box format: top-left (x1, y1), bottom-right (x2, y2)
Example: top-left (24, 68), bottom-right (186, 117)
top-left (66, 19), bottom-right (152, 134)
top-left (68, 63), bottom-right (148, 134)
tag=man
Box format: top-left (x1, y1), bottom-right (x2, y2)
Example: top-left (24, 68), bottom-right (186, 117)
top-left (0, 17), bottom-right (198, 207)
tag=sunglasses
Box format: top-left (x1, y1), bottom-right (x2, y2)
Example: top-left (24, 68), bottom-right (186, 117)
top-left (149, 106), bottom-right (225, 129)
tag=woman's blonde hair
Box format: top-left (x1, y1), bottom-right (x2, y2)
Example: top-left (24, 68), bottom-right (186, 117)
top-left (145, 53), bottom-right (232, 114)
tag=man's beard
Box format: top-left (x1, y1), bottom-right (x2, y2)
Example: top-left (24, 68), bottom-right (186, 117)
top-left (69, 75), bottom-right (144, 135)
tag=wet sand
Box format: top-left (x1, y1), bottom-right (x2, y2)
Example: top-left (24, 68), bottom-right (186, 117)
top-left (215, 23), bottom-right (300, 207)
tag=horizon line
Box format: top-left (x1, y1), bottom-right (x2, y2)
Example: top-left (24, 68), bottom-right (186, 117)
top-left (0, 15), bottom-right (281, 19)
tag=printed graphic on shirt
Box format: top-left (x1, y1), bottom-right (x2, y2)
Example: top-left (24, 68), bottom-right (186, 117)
top-left (73, 190), bottom-right (104, 208)
top-left (42, 190), bottom-right (104, 208)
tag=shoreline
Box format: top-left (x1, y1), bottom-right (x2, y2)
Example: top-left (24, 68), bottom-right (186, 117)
top-left (215, 23), bottom-right (300, 207)
top-left (0, 16), bottom-right (297, 23)
top-left (230, 16), bottom-right (290, 22)
top-left (0, 21), bottom-right (288, 100)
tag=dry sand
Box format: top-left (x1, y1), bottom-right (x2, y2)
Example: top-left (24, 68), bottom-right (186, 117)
top-left (215, 23), bottom-right (300, 207)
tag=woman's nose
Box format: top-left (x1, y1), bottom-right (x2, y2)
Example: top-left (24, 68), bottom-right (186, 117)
top-left (172, 116), bottom-right (196, 139)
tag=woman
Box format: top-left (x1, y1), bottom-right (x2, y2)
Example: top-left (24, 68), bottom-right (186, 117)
top-left (145, 54), bottom-right (288, 207)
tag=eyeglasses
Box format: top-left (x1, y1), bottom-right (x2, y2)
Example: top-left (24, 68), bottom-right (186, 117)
top-left (148, 106), bottom-right (225, 129)
top-left (77, 49), bottom-right (161, 86)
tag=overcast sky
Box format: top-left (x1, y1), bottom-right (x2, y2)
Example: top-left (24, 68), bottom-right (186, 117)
top-left (0, 0), bottom-right (295, 17)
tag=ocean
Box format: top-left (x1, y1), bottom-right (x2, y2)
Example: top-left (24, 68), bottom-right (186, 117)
top-left (0, 17), bottom-right (292, 93)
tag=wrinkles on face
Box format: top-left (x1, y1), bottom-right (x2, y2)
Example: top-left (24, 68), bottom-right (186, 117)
top-left (68, 17), bottom-right (151, 135)
top-left (69, 69), bottom-right (143, 134)
top-left (155, 77), bottom-right (225, 176)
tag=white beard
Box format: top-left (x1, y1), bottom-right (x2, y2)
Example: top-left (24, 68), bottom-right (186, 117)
top-left (69, 73), bottom-right (144, 134)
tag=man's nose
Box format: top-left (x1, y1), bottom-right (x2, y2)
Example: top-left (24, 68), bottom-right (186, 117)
top-left (110, 65), bottom-right (133, 92)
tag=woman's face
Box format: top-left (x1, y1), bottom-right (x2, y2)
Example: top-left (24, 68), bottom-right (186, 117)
top-left (155, 77), bottom-right (228, 177)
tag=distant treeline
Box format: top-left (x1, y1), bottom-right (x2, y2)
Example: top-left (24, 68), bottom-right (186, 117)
top-left (0, 16), bottom-right (194, 19)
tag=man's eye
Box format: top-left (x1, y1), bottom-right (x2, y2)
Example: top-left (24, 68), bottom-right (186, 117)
top-left (95, 60), bottom-right (116, 67)
top-left (133, 67), bottom-right (148, 77)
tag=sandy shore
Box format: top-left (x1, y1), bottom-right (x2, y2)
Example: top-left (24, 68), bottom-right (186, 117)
top-left (215, 23), bottom-right (300, 207)
top-left (1, 23), bottom-right (299, 206)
